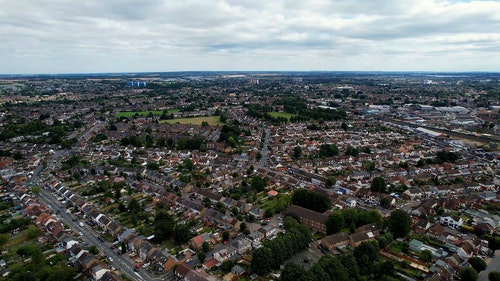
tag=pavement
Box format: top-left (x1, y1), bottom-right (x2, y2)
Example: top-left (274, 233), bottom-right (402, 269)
top-left (478, 250), bottom-right (499, 281)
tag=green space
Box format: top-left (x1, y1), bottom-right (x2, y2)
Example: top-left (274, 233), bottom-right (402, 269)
top-left (115, 109), bottom-right (179, 118)
top-left (268, 111), bottom-right (297, 120)
top-left (161, 116), bottom-right (224, 126)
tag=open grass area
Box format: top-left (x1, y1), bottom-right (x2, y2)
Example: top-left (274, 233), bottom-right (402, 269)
top-left (161, 116), bottom-right (224, 126)
top-left (115, 109), bottom-right (179, 118)
top-left (268, 111), bottom-right (297, 120)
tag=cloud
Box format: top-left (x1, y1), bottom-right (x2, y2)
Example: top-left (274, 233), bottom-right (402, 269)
top-left (0, 0), bottom-right (499, 73)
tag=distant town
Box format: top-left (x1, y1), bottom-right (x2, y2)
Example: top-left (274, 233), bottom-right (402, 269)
top-left (0, 71), bottom-right (498, 281)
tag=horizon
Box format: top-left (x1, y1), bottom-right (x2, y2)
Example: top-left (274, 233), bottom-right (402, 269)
top-left (1, 0), bottom-right (500, 74)
top-left (1, 70), bottom-right (500, 77)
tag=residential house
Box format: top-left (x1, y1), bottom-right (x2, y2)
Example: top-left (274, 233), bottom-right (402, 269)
top-left (284, 205), bottom-right (328, 234)
top-left (320, 232), bottom-right (350, 252)
top-left (90, 264), bottom-right (110, 281)
top-left (213, 245), bottom-right (237, 263)
top-left (440, 215), bottom-right (463, 229)
top-left (349, 231), bottom-right (376, 248)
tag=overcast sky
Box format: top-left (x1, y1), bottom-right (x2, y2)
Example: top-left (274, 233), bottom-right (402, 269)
top-left (1, 0), bottom-right (499, 74)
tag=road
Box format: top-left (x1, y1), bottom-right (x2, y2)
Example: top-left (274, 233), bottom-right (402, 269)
top-left (259, 127), bottom-right (271, 167)
top-left (38, 189), bottom-right (150, 281)
top-left (478, 250), bottom-right (500, 281)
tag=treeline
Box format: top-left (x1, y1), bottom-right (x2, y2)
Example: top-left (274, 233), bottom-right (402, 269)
top-left (251, 224), bottom-right (312, 275)
top-left (416, 150), bottom-right (461, 166)
top-left (246, 105), bottom-right (293, 125)
top-left (0, 119), bottom-right (79, 147)
top-left (326, 208), bottom-right (382, 235)
top-left (292, 189), bottom-right (331, 213)
top-left (8, 246), bottom-right (77, 281)
top-left (281, 97), bottom-right (347, 121)
top-left (281, 241), bottom-right (397, 281)
top-left (120, 134), bottom-right (206, 151)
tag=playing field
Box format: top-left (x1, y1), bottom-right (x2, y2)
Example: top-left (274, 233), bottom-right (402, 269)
top-left (161, 116), bottom-right (224, 126)
top-left (268, 111), bottom-right (296, 120)
top-left (115, 109), bottom-right (179, 118)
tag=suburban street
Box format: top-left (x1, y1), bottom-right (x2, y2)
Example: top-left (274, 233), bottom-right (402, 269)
top-left (478, 250), bottom-right (500, 281)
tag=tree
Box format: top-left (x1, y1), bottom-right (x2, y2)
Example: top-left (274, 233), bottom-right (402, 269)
top-left (319, 143), bottom-right (340, 157)
top-left (26, 224), bottom-right (42, 238)
top-left (197, 252), bottom-right (206, 263)
top-left (325, 213), bottom-right (345, 235)
top-left (386, 209), bottom-right (412, 238)
top-left (89, 245), bottom-right (99, 255)
top-left (202, 241), bottom-right (210, 253)
top-left (220, 260), bottom-right (234, 273)
top-left (489, 271), bottom-right (500, 281)
top-left (251, 247), bottom-right (272, 275)
top-left (222, 231), bottom-right (230, 242)
top-left (354, 241), bottom-right (380, 272)
top-left (293, 146), bottom-right (302, 159)
top-left (281, 263), bottom-right (308, 281)
top-left (291, 189), bottom-right (331, 213)
top-left (460, 267), bottom-right (478, 281)
top-left (0, 234), bottom-right (9, 246)
top-left (154, 210), bottom-right (175, 242)
top-left (345, 145), bottom-right (359, 157)
top-left (325, 176), bottom-right (336, 187)
top-left (337, 254), bottom-right (360, 280)
top-left (468, 257), bottom-right (487, 272)
top-left (341, 122), bottom-right (348, 131)
top-left (380, 197), bottom-right (391, 209)
top-left (250, 175), bottom-right (267, 192)
top-left (173, 224), bottom-right (191, 244)
top-left (371, 177), bottom-right (387, 193)
top-left (420, 249), bottom-right (433, 262)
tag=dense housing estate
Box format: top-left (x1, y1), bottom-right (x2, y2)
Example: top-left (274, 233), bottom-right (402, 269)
top-left (0, 72), bottom-right (499, 281)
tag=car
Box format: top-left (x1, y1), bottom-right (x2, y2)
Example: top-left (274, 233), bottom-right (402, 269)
top-left (107, 256), bottom-right (113, 262)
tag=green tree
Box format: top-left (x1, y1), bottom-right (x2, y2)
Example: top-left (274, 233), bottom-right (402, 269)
top-left (154, 210), bottom-right (175, 242)
top-left (89, 245), bottom-right (99, 255)
top-left (371, 176), bottom-right (387, 193)
top-left (345, 145), bottom-right (359, 157)
top-left (220, 260), bottom-right (234, 273)
top-left (489, 271), bottom-right (500, 281)
top-left (26, 225), bottom-right (42, 238)
top-left (386, 209), bottom-right (412, 238)
top-left (293, 146), bottom-right (302, 159)
top-left (173, 224), bottom-right (191, 244)
top-left (468, 257), bottom-right (487, 272)
top-left (325, 213), bottom-right (345, 235)
top-left (460, 267), bottom-right (478, 281)
top-left (251, 247), bottom-right (273, 275)
top-left (222, 231), bottom-right (230, 242)
top-left (202, 241), bottom-right (210, 253)
top-left (0, 234), bottom-right (9, 246)
top-left (420, 249), bottom-right (433, 262)
top-left (291, 189), bottom-right (331, 213)
top-left (337, 254), bottom-right (360, 280)
top-left (250, 175), bottom-right (268, 192)
top-left (353, 241), bottom-right (380, 273)
top-left (319, 143), bottom-right (340, 157)
top-left (197, 251), bottom-right (206, 263)
top-left (281, 263), bottom-right (308, 281)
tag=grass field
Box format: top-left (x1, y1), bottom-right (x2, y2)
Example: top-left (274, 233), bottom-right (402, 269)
top-left (115, 109), bottom-right (179, 118)
top-left (161, 116), bottom-right (224, 126)
top-left (268, 111), bottom-right (296, 120)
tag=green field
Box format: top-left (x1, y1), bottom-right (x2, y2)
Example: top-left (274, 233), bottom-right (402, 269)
top-left (161, 116), bottom-right (224, 126)
top-left (268, 111), bottom-right (296, 120)
top-left (115, 109), bottom-right (179, 118)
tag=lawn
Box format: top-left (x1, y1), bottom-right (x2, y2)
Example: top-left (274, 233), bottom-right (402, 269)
top-left (268, 111), bottom-right (296, 120)
top-left (115, 109), bottom-right (179, 118)
top-left (161, 116), bottom-right (224, 126)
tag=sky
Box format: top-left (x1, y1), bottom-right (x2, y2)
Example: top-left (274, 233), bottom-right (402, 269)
top-left (1, 0), bottom-right (499, 74)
